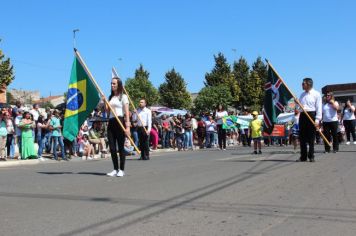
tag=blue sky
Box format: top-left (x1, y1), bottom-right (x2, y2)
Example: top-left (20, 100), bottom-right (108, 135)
top-left (1, 0), bottom-right (356, 98)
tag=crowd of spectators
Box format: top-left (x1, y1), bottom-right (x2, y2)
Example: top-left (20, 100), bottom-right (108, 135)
top-left (0, 99), bottom-right (354, 162)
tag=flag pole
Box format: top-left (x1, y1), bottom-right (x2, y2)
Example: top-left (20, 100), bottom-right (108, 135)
top-left (112, 67), bottom-right (148, 134)
top-left (74, 49), bottom-right (141, 154)
top-left (265, 59), bottom-right (331, 147)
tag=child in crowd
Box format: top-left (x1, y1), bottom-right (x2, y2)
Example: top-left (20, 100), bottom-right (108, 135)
top-left (78, 134), bottom-right (94, 160)
top-left (124, 138), bottom-right (136, 156)
top-left (249, 111), bottom-right (263, 154)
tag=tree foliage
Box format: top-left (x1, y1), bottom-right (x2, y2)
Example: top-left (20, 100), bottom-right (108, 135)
top-left (205, 53), bottom-right (240, 107)
top-left (41, 101), bottom-right (54, 109)
top-left (194, 85), bottom-right (233, 114)
top-left (232, 57), bottom-right (250, 110)
top-left (204, 53), bottom-right (231, 87)
top-left (0, 45), bottom-right (15, 86)
top-left (125, 64), bottom-right (160, 106)
top-left (252, 57), bottom-right (268, 107)
top-left (245, 71), bottom-right (263, 111)
top-left (6, 91), bottom-right (15, 104)
top-left (159, 68), bottom-right (192, 110)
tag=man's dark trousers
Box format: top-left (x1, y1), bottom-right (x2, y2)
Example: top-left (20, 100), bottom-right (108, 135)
top-left (138, 126), bottom-right (150, 160)
top-left (299, 112), bottom-right (316, 161)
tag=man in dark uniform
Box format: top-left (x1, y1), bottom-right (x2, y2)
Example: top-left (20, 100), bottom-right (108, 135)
top-left (298, 78), bottom-right (322, 162)
top-left (135, 98), bottom-right (152, 160)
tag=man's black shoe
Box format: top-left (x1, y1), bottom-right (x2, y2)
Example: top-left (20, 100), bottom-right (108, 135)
top-left (309, 158), bottom-right (315, 162)
top-left (296, 158), bottom-right (307, 162)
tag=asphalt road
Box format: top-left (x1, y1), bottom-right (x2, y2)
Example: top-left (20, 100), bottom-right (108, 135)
top-left (1, 144), bottom-right (356, 236)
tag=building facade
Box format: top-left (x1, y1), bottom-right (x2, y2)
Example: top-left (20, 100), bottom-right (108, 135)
top-left (322, 83), bottom-right (356, 105)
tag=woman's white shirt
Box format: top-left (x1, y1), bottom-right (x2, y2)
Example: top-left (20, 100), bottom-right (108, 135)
top-left (216, 111), bottom-right (228, 125)
top-left (322, 102), bottom-right (339, 122)
top-left (109, 94), bottom-right (129, 118)
top-left (343, 105), bottom-right (355, 120)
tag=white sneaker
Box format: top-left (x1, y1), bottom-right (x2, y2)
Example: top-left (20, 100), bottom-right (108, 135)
top-left (38, 156), bottom-right (46, 161)
top-left (107, 170), bottom-right (118, 177)
top-left (88, 156), bottom-right (93, 160)
top-left (353, 141), bottom-right (356, 145)
top-left (346, 141), bottom-right (350, 145)
top-left (117, 170), bottom-right (125, 177)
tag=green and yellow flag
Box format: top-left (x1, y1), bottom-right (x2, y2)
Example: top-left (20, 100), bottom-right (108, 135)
top-left (222, 115), bottom-right (237, 129)
top-left (63, 53), bottom-right (100, 141)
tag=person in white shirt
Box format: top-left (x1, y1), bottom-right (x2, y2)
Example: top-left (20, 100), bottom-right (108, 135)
top-left (30, 104), bottom-right (40, 122)
top-left (322, 92), bottom-right (339, 153)
top-left (205, 116), bottom-right (216, 148)
top-left (298, 78), bottom-right (322, 162)
top-left (78, 134), bottom-right (94, 160)
top-left (136, 98), bottom-right (152, 160)
top-left (105, 77), bottom-right (130, 177)
top-left (215, 104), bottom-right (228, 150)
top-left (341, 99), bottom-right (356, 145)
top-left (14, 109), bottom-right (23, 159)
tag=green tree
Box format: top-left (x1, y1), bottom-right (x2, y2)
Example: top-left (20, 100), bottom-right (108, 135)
top-left (205, 53), bottom-right (240, 107)
top-left (245, 71), bottom-right (263, 111)
top-left (232, 57), bottom-right (250, 110)
top-left (0, 44), bottom-right (14, 87)
top-left (41, 101), bottom-right (54, 109)
top-left (193, 85), bottom-right (233, 114)
top-left (6, 91), bottom-right (15, 104)
top-left (125, 64), bottom-right (160, 106)
top-left (252, 57), bottom-right (268, 107)
top-left (204, 53), bottom-right (231, 86)
top-left (159, 68), bottom-right (192, 109)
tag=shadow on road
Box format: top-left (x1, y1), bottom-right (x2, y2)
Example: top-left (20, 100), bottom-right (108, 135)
top-left (37, 171), bottom-right (106, 176)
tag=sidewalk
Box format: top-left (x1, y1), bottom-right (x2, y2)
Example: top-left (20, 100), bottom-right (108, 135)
top-left (0, 147), bottom-right (180, 168)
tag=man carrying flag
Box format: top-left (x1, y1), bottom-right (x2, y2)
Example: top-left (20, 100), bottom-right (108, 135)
top-left (263, 65), bottom-right (293, 135)
top-left (297, 78), bottom-right (322, 162)
top-left (264, 60), bottom-right (327, 162)
top-left (63, 52), bottom-right (100, 143)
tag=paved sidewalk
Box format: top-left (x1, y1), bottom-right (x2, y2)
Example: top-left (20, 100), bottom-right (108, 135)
top-left (0, 147), bottom-right (179, 168)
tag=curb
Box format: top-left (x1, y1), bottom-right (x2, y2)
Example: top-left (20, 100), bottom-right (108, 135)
top-left (0, 148), bottom-right (201, 168)
top-left (0, 159), bottom-right (40, 168)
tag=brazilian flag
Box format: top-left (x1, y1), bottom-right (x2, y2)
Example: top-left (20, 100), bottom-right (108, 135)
top-left (63, 54), bottom-right (100, 141)
top-left (222, 115), bottom-right (237, 129)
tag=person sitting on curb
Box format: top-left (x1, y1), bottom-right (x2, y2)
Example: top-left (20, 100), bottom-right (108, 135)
top-left (124, 138), bottom-right (136, 156)
top-left (88, 120), bottom-right (107, 156)
top-left (78, 134), bottom-right (94, 160)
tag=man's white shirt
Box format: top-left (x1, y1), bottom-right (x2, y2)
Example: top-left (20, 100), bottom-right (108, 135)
top-left (299, 88), bottom-right (322, 123)
top-left (136, 107), bottom-right (152, 132)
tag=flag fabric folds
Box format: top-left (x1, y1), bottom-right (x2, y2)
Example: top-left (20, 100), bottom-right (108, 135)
top-left (63, 54), bottom-right (100, 141)
top-left (263, 65), bottom-right (293, 134)
top-left (222, 115), bottom-right (237, 129)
